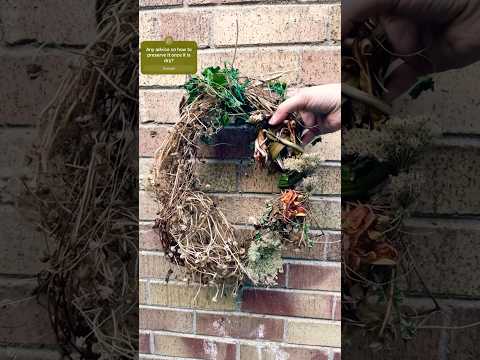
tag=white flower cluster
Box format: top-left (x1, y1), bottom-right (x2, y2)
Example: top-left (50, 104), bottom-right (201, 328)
top-left (283, 152), bottom-right (325, 173)
top-left (343, 116), bottom-right (441, 171)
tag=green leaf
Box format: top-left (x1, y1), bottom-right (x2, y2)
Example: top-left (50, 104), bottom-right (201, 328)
top-left (278, 171), bottom-right (305, 189)
top-left (409, 76), bottom-right (434, 99)
top-left (268, 81), bottom-right (287, 99)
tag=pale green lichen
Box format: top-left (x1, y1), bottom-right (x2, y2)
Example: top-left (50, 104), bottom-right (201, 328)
top-left (246, 232), bottom-right (283, 286)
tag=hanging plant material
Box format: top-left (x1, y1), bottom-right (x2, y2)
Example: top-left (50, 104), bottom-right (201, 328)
top-left (342, 18), bottom-right (441, 350)
top-left (149, 65), bottom-right (322, 294)
top-left (23, 1), bottom-right (138, 358)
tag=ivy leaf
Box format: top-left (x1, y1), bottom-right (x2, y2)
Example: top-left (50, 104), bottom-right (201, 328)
top-left (268, 81), bottom-right (287, 99)
top-left (409, 76), bottom-right (434, 99)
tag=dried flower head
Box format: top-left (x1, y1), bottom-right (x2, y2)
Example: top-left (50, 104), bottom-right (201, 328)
top-left (343, 116), bottom-right (441, 171)
top-left (283, 152), bottom-right (325, 173)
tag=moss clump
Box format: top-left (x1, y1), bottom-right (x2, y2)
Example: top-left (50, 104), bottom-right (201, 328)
top-left (246, 232), bottom-right (283, 286)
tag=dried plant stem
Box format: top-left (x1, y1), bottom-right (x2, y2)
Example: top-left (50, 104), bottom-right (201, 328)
top-left (342, 83), bottom-right (393, 114)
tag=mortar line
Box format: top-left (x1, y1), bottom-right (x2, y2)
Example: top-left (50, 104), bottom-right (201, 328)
top-left (149, 330), bottom-right (155, 355)
top-left (140, 2), bottom-right (338, 12)
top-left (145, 329), bottom-right (339, 349)
top-left (140, 304), bottom-right (341, 324)
top-left (192, 310), bottom-right (197, 334)
top-left (235, 340), bottom-right (240, 360)
top-left (438, 306), bottom-right (451, 360)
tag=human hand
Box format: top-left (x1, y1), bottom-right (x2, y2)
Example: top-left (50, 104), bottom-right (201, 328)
top-left (269, 84), bottom-right (341, 145)
top-left (343, 0), bottom-right (480, 100)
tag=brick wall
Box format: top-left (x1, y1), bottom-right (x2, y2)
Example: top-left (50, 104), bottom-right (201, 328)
top-left (0, 1), bottom-right (97, 358)
top-left (344, 63), bottom-right (480, 359)
top-left (139, 1), bottom-right (341, 359)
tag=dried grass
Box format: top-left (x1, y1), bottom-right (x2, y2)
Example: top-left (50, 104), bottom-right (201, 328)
top-left (25, 0), bottom-right (138, 358)
top-left (150, 81), bottom-right (303, 293)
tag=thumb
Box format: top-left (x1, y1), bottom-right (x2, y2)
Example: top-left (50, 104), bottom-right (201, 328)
top-left (269, 94), bottom-right (307, 125)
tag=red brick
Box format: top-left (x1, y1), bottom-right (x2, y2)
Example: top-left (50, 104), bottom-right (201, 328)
top-left (413, 146), bottom-right (480, 215)
top-left (0, 206), bottom-right (46, 275)
top-left (234, 226), bottom-right (338, 261)
top-left (238, 164), bottom-right (340, 195)
top-left (139, 125), bottom-right (255, 159)
top-left (139, 190), bottom-right (157, 220)
top-left (286, 320), bottom-right (341, 347)
top-left (326, 232), bottom-right (341, 261)
top-left (196, 161), bottom-right (238, 192)
top-left (0, 348), bottom-right (63, 359)
top-left (333, 297), bottom-right (341, 320)
top-left (140, 125), bottom-right (339, 164)
top-left (212, 194), bottom-right (266, 225)
top-left (196, 313), bottom-right (284, 341)
top-left (0, 279), bottom-right (56, 345)
top-left (139, 125), bottom-right (169, 157)
top-left (139, 281), bottom-right (147, 304)
top-left (1, 0), bottom-right (96, 44)
top-left (237, 164), bottom-right (280, 194)
top-left (140, 254), bottom-right (187, 280)
top-left (198, 48), bottom-right (300, 85)
top-left (328, 4), bottom-right (341, 41)
top-left (287, 263), bottom-right (340, 291)
top-left (188, 0), bottom-right (257, 4)
top-left (299, 47), bottom-right (341, 86)
top-left (393, 62), bottom-right (480, 134)
top-left (344, 324), bottom-right (441, 359)
top-left (149, 283), bottom-right (237, 310)
top-left (283, 241), bottom-right (325, 260)
top-left (199, 127), bottom-right (256, 159)
top-left (212, 5), bottom-right (330, 46)
top-left (240, 344), bottom-right (329, 360)
top-left (0, 128), bottom-right (34, 177)
top-left (139, 158), bottom-right (153, 191)
top-left (0, 51), bottom-right (76, 125)
top-left (446, 303), bottom-right (480, 359)
top-left (138, 190), bottom-right (340, 224)
top-left (140, 0), bottom-right (183, 6)
top-left (140, 308), bottom-right (193, 332)
top-left (283, 231), bottom-right (341, 261)
top-left (154, 334), bottom-right (236, 359)
top-left (140, 89), bottom-right (184, 124)
top-left (268, 347), bottom-right (329, 360)
top-left (214, 194), bottom-right (340, 229)
top-left (140, 73), bottom-right (186, 87)
top-left (140, 10), bottom-right (211, 47)
top-left (139, 333), bottom-right (151, 353)
top-left (140, 156), bottom-right (237, 193)
top-left (276, 264), bottom-right (287, 287)
top-left (310, 131), bottom-right (341, 161)
top-left (401, 219), bottom-right (480, 297)
top-left (140, 224), bottom-right (163, 251)
top-left (241, 288), bottom-right (335, 319)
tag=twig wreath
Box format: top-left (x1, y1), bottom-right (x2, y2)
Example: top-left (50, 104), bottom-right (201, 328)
top-left (148, 65), bottom-right (326, 297)
top-left (24, 1), bottom-right (138, 358)
top-left (341, 18), bottom-right (443, 349)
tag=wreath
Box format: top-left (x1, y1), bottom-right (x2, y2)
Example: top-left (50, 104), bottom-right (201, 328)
top-left (341, 19), bottom-right (441, 349)
top-left (148, 65), bottom-right (326, 297)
